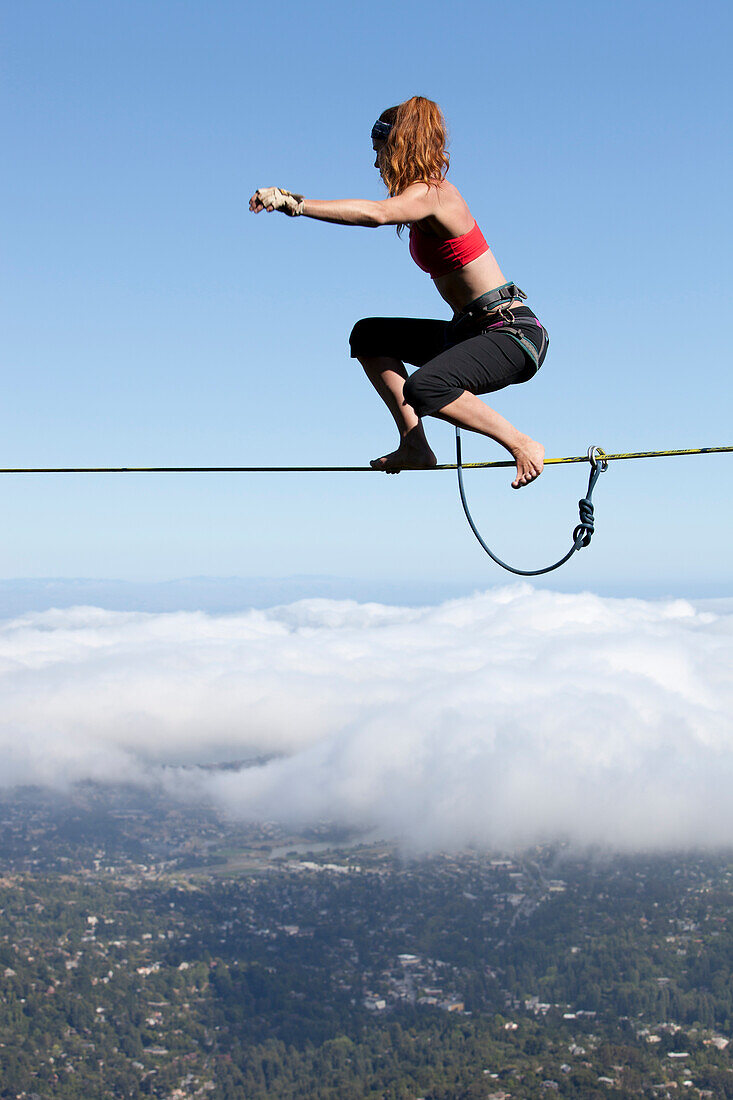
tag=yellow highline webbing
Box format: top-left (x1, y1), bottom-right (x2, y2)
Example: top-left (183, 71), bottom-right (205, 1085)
top-left (0, 445), bottom-right (730, 474)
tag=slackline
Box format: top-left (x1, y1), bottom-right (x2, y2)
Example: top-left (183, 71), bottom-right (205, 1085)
top-left (1, 443), bottom-right (730, 575)
top-left (0, 445), bottom-right (730, 474)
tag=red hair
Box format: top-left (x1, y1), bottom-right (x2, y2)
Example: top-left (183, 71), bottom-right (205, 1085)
top-left (376, 96), bottom-right (450, 198)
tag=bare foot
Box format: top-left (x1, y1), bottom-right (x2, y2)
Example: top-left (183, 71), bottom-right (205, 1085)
top-left (370, 430), bottom-right (437, 473)
top-left (510, 436), bottom-right (545, 489)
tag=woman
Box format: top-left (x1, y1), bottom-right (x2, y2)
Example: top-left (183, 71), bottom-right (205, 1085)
top-left (249, 96), bottom-right (547, 488)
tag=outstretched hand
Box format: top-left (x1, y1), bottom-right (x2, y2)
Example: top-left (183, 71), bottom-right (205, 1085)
top-left (249, 187), bottom-right (305, 216)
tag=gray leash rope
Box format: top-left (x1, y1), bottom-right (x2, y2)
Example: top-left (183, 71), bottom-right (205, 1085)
top-left (455, 428), bottom-right (608, 576)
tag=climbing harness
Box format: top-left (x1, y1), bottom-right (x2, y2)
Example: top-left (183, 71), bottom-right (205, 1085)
top-left (450, 282), bottom-right (528, 328)
top-left (455, 431), bottom-right (608, 577)
top-left (449, 284), bottom-right (549, 377)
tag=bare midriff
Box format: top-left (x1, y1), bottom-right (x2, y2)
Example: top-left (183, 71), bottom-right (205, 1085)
top-left (433, 252), bottom-right (512, 315)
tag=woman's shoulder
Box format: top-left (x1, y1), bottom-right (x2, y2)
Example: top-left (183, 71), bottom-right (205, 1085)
top-left (434, 180), bottom-right (472, 217)
top-left (435, 178), bottom-right (461, 196)
top-left (418, 179), bottom-right (473, 237)
top-left (401, 178), bottom-right (461, 199)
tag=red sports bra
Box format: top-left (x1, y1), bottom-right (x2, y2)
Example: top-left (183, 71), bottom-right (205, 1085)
top-left (408, 220), bottom-right (490, 279)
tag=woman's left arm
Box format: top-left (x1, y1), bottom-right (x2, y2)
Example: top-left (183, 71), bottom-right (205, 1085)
top-left (250, 182), bottom-right (437, 227)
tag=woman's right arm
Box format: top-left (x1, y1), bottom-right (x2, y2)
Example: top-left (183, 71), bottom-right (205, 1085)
top-left (300, 198), bottom-right (393, 227)
top-left (250, 182), bottom-right (439, 228)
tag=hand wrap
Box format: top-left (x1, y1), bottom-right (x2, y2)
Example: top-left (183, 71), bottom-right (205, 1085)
top-left (254, 186), bottom-right (305, 216)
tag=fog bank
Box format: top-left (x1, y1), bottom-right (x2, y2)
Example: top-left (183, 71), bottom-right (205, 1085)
top-left (1, 587), bottom-right (731, 851)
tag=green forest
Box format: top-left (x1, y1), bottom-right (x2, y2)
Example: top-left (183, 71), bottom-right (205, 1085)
top-left (1, 787), bottom-right (733, 1098)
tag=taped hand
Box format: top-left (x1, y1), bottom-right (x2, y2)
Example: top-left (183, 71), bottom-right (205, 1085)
top-left (249, 187), bottom-right (305, 216)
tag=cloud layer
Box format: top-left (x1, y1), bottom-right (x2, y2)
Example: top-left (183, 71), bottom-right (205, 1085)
top-left (1, 587), bottom-right (731, 851)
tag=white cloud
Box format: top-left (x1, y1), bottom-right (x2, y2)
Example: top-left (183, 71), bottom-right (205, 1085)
top-left (0, 587), bottom-right (731, 851)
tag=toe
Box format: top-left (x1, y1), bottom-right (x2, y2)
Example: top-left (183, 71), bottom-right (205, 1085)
top-left (512, 467), bottom-right (534, 489)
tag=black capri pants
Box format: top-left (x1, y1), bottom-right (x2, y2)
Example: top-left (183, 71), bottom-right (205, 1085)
top-left (349, 306), bottom-right (546, 419)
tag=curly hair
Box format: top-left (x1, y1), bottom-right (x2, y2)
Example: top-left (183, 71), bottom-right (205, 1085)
top-left (376, 96), bottom-right (450, 198)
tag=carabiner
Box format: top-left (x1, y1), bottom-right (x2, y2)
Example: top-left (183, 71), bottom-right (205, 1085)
top-left (587, 445), bottom-right (608, 472)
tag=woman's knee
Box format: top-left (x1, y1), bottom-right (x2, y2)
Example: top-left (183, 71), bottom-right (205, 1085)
top-left (349, 317), bottom-right (381, 359)
top-left (403, 370), bottom-right (435, 418)
top-left (404, 369), bottom-right (461, 419)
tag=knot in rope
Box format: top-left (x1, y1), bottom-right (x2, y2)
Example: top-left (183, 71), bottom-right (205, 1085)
top-left (571, 447), bottom-right (607, 547)
top-left (573, 496), bottom-right (595, 547)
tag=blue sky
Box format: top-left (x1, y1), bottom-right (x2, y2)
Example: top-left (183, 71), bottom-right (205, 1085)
top-left (2, 0), bottom-right (731, 602)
